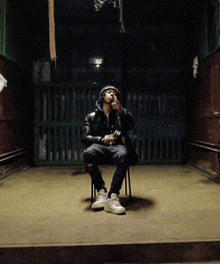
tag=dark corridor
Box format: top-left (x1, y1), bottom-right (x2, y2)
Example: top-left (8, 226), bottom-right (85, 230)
top-left (1, 0), bottom-right (220, 177)
top-left (33, 0), bottom-right (200, 166)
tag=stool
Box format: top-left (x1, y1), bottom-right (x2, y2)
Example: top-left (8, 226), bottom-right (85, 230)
top-left (91, 166), bottom-right (132, 204)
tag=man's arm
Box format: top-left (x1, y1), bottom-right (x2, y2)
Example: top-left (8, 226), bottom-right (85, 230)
top-left (111, 95), bottom-right (135, 132)
top-left (119, 108), bottom-right (135, 132)
top-left (81, 113), bottom-right (119, 145)
top-left (81, 113), bottom-right (103, 145)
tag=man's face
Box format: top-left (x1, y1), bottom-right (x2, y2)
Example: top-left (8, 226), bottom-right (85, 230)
top-left (103, 89), bottom-right (117, 104)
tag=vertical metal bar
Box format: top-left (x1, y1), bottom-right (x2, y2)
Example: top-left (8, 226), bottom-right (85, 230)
top-left (82, 87), bottom-right (87, 122)
top-left (73, 89), bottom-right (76, 121)
top-left (46, 87), bottom-right (49, 162)
top-left (48, 86), bottom-right (52, 122)
top-left (74, 125), bottom-right (78, 161)
top-left (59, 126), bottom-right (62, 160)
top-left (61, 87), bottom-right (64, 160)
top-left (77, 125), bottom-right (81, 161)
top-left (127, 167), bottom-right (132, 201)
top-left (69, 126), bottom-right (73, 160)
top-left (66, 86), bottom-right (69, 122)
top-left (60, 87), bottom-right (63, 122)
top-left (53, 126), bottom-right (57, 160)
top-left (147, 126), bottom-right (151, 160)
top-left (63, 126), bottom-right (65, 161)
top-left (47, 126), bottom-right (51, 160)
top-left (159, 126), bottom-right (162, 161)
top-left (59, 126), bottom-right (62, 161)
top-left (79, 87), bottom-right (83, 122)
top-left (53, 86), bottom-right (58, 161)
top-left (34, 85), bottom-right (40, 165)
top-left (43, 89), bottom-right (47, 121)
top-left (56, 126), bottom-right (61, 162)
top-left (70, 86), bottom-right (74, 122)
top-left (72, 125), bottom-right (75, 160)
top-left (124, 171), bottom-right (128, 195)
top-left (54, 87), bottom-right (58, 122)
top-left (65, 125), bottom-right (68, 160)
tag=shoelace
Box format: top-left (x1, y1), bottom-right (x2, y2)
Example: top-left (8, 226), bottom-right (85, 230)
top-left (111, 197), bottom-right (121, 206)
top-left (96, 193), bottom-right (106, 201)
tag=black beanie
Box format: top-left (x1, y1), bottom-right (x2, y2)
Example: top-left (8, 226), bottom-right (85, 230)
top-left (99, 85), bottom-right (121, 99)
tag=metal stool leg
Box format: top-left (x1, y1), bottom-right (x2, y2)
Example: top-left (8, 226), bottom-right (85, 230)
top-left (127, 166), bottom-right (132, 201)
top-left (91, 180), bottom-right (96, 204)
top-left (125, 171), bottom-right (128, 195)
top-left (125, 166), bottom-right (132, 201)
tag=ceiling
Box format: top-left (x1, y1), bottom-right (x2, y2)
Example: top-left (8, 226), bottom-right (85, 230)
top-left (54, 0), bottom-right (202, 26)
top-left (30, 0), bottom-right (202, 60)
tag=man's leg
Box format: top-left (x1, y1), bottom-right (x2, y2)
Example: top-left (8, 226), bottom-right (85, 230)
top-left (104, 145), bottom-right (129, 215)
top-left (108, 145), bottom-right (129, 196)
top-left (83, 144), bottom-right (106, 191)
top-left (83, 144), bottom-right (107, 209)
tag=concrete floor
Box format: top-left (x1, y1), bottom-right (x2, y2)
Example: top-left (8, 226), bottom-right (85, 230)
top-left (1, 164), bottom-right (220, 263)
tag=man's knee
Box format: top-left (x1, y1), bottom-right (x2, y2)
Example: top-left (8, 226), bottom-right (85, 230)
top-left (118, 148), bottom-right (128, 159)
top-left (119, 148), bottom-right (130, 164)
top-left (85, 163), bottom-right (95, 172)
top-left (83, 149), bottom-right (95, 164)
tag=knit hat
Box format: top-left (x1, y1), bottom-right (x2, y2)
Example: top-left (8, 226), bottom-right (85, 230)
top-left (99, 85), bottom-right (121, 99)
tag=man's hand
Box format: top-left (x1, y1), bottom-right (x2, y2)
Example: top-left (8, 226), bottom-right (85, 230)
top-left (111, 95), bottom-right (124, 113)
top-left (103, 134), bottom-right (117, 144)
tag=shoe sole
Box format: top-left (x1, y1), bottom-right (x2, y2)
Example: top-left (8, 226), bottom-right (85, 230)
top-left (104, 206), bottom-right (126, 215)
top-left (91, 202), bottom-right (106, 209)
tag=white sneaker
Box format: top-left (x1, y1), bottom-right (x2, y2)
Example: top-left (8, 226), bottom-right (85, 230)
top-left (91, 189), bottom-right (107, 209)
top-left (104, 193), bottom-right (126, 215)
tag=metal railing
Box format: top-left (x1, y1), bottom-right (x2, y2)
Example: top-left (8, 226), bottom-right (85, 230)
top-left (34, 84), bottom-right (185, 165)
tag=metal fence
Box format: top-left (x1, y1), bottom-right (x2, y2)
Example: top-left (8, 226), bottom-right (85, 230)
top-left (34, 84), bottom-right (185, 165)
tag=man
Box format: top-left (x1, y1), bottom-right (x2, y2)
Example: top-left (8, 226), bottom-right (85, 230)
top-left (81, 85), bottom-right (137, 215)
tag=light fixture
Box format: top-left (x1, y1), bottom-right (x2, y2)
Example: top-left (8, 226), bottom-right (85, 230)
top-left (89, 57), bottom-right (104, 67)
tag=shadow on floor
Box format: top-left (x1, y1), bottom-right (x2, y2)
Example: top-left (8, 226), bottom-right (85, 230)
top-left (82, 196), bottom-right (155, 212)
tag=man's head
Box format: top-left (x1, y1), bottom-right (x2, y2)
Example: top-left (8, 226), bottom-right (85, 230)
top-left (99, 85), bottom-right (121, 102)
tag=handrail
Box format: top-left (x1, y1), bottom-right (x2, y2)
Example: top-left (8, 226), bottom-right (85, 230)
top-left (187, 140), bottom-right (220, 148)
top-left (0, 148), bottom-right (27, 163)
top-left (187, 141), bottom-right (220, 153)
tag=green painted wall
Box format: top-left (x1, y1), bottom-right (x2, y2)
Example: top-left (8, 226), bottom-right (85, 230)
top-left (0, 0), bottom-right (6, 56)
top-left (197, 0), bottom-right (220, 60)
top-left (0, 0), bottom-right (41, 67)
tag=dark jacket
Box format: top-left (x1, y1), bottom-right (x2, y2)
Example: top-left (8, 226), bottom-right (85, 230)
top-left (81, 100), bottom-right (138, 165)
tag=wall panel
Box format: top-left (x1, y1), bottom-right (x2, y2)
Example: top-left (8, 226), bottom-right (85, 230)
top-left (187, 48), bottom-right (220, 178)
top-left (0, 55), bottom-right (34, 176)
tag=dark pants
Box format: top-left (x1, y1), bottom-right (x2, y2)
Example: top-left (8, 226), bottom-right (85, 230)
top-left (83, 143), bottom-right (129, 195)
